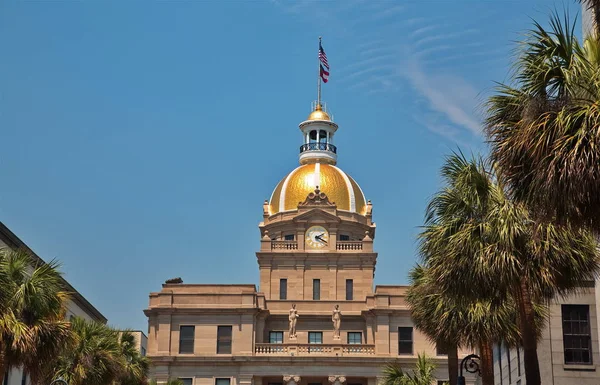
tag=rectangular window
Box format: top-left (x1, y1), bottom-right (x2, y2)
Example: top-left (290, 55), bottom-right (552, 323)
top-left (308, 332), bottom-right (323, 344)
top-left (280, 279), bottom-right (287, 300)
top-left (313, 279), bottom-right (321, 300)
top-left (179, 325), bottom-right (195, 354)
top-left (217, 326), bottom-right (232, 354)
top-left (346, 279), bottom-right (353, 301)
top-left (497, 344), bottom-right (503, 384)
top-left (398, 327), bottom-right (413, 355)
top-left (436, 341), bottom-right (448, 356)
top-left (562, 305), bottom-right (593, 364)
top-left (21, 373), bottom-right (26, 385)
top-left (215, 379), bottom-right (230, 385)
top-left (141, 346), bottom-right (146, 356)
top-left (269, 331), bottom-right (284, 344)
top-left (3, 372), bottom-right (8, 385)
top-left (179, 379), bottom-right (193, 385)
top-left (347, 332), bottom-right (362, 344)
top-left (284, 234), bottom-right (295, 241)
top-left (339, 234), bottom-right (350, 241)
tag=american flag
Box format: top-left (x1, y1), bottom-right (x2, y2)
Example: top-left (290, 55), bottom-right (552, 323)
top-left (319, 41), bottom-right (329, 70)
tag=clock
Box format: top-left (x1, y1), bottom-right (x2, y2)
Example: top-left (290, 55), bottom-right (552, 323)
top-left (305, 225), bottom-right (329, 249)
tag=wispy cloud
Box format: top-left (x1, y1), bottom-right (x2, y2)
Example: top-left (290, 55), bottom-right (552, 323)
top-left (402, 58), bottom-right (482, 136)
top-left (414, 28), bottom-right (478, 47)
top-left (369, 4), bottom-right (405, 21)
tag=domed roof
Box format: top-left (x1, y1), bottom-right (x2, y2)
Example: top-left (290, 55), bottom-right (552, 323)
top-left (307, 104), bottom-right (331, 121)
top-left (269, 163), bottom-right (366, 215)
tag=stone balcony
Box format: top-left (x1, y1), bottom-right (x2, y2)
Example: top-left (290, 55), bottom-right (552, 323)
top-left (268, 240), bottom-right (370, 252)
top-left (254, 343), bottom-right (375, 356)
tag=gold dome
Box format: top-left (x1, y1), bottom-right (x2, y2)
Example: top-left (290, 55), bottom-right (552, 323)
top-left (307, 104), bottom-right (331, 121)
top-left (269, 163), bottom-right (366, 215)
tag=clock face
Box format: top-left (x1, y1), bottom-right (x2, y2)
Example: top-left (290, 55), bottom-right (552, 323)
top-left (305, 225), bottom-right (329, 249)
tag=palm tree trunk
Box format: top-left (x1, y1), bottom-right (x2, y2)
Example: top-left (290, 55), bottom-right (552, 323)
top-left (516, 276), bottom-right (541, 385)
top-left (479, 341), bottom-right (494, 385)
top-left (447, 343), bottom-right (459, 385)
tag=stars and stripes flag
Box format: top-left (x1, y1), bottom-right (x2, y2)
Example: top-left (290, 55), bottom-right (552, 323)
top-left (319, 41), bottom-right (329, 83)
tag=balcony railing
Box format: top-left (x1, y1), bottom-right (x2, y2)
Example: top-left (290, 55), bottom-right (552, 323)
top-left (254, 343), bottom-right (375, 356)
top-left (336, 241), bottom-right (363, 251)
top-left (271, 240), bottom-right (298, 250)
top-left (300, 143), bottom-right (337, 154)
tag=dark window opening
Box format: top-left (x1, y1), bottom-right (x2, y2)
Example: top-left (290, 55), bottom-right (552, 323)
top-left (217, 326), bottom-right (232, 354)
top-left (280, 279), bottom-right (287, 300)
top-left (180, 379), bottom-right (193, 385)
top-left (308, 332), bottom-right (323, 344)
top-left (348, 332), bottom-right (362, 344)
top-left (339, 234), bottom-right (350, 241)
top-left (313, 279), bottom-right (321, 300)
top-left (562, 304), bottom-right (592, 364)
top-left (179, 325), bottom-right (195, 354)
top-left (284, 234), bottom-right (295, 241)
top-left (216, 379), bottom-right (230, 385)
top-left (398, 327), bottom-right (413, 355)
top-left (346, 279), bottom-right (353, 300)
top-left (436, 341), bottom-right (448, 356)
top-left (269, 331), bottom-right (283, 344)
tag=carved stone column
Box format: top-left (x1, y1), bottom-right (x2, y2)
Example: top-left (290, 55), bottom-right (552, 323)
top-left (283, 376), bottom-right (301, 385)
top-left (328, 376), bottom-right (346, 385)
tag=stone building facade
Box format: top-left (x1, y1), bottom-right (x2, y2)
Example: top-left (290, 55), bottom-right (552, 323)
top-left (145, 103), bottom-right (477, 385)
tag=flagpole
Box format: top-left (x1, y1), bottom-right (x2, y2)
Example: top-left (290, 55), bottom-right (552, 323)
top-left (317, 36), bottom-right (322, 107)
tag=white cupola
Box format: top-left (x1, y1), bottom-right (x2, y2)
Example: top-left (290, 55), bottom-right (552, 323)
top-left (298, 102), bottom-right (339, 165)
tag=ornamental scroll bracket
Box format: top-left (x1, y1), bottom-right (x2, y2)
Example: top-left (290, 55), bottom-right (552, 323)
top-left (298, 187), bottom-right (336, 208)
top-left (283, 376), bottom-right (301, 385)
top-left (328, 376), bottom-right (347, 385)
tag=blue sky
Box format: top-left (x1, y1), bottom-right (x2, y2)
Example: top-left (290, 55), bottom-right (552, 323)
top-left (0, 0), bottom-right (582, 330)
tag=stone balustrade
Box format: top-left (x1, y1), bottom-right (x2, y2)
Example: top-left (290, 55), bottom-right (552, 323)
top-left (271, 240), bottom-right (298, 250)
top-left (336, 241), bottom-right (363, 251)
top-left (254, 343), bottom-right (375, 356)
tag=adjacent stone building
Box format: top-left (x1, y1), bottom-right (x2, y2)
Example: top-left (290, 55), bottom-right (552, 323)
top-left (145, 102), bottom-right (477, 385)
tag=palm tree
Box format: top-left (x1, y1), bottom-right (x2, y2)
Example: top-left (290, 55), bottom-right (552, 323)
top-left (382, 353), bottom-right (435, 385)
top-left (0, 248), bottom-right (72, 385)
top-left (53, 317), bottom-right (124, 385)
top-left (486, 12), bottom-right (600, 230)
top-left (118, 331), bottom-right (150, 385)
top-left (419, 153), bottom-right (599, 385)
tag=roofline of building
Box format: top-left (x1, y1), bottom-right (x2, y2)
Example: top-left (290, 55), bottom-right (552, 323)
top-left (0, 221), bottom-right (107, 324)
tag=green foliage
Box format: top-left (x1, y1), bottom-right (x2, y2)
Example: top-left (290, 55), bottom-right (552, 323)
top-left (0, 248), bottom-right (72, 385)
top-left (486, 10), bottom-right (600, 230)
top-left (382, 353), bottom-right (436, 385)
top-left (149, 379), bottom-right (184, 385)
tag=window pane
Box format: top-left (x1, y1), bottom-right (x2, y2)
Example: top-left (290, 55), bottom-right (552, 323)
top-left (280, 279), bottom-right (287, 300)
top-left (436, 341), bottom-right (448, 355)
top-left (348, 332), bottom-right (362, 344)
top-left (217, 326), bottom-right (232, 354)
top-left (179, 326), bottom-right (195, 354)
top-left (284, 234), bottom-right (294, 241)
top-left (216, 379), bottom-right (230, 385)
top-left (309, 332), bottom-right (322, 344)
top-left (340, 234), bottom-right (350, 241)
top-left (398, 327), bottom-right (413, 355)
top-left (269, 331), bottom-right (283, 344)
top-left (346, 279), bottom-right (353, 301)
top-left (313, 279), bottom-right (320, 300)
top-left (3, 372), bottom-right (8, 385)
top-left (180, 379), bottom-right (193, 385)
top-left (562, 305), bottom-right (592, 364)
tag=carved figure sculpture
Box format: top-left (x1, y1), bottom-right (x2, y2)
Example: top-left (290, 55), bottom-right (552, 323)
top-left (332, 304), bottom-right (341, 338)
top-left (289, 304), bottom-right (299, 338)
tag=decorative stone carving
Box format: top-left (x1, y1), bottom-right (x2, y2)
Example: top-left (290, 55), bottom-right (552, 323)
top-left (284, 376), bottom-right (301, 385)
top-left (289, 304), bottom-right (299, 338)
top-left (298, 187), bottom-right (336, 208)
top-left (332, 304), bottom-right (341, 339)
top-left (164, 277), bottom-right (183, 284)
top-left (263, 200), bottom-right (270, 217)
top-left (366, 200), bottom-right (373, 216)
top-left (328, 376), bottom-right (347, 385)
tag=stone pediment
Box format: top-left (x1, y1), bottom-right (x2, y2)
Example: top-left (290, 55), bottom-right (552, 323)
top-left (298, 187), bottom-right (337, 209)
top-left (292, 208), bottom-right (341, 224)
